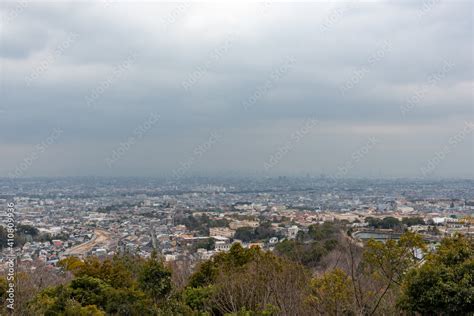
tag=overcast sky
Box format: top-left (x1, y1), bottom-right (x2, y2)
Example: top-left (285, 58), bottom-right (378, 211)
top-left (0, 1), bottom-right (472, 179)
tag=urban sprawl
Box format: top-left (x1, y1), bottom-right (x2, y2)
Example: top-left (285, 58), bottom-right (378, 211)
top-left (1, 177), bottom-right (473, 273)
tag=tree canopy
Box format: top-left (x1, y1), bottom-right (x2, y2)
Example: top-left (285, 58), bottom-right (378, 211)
top-left (1, 232), bottom-right (471, 315)
top-left (398, 234), bottom-right (474, 315)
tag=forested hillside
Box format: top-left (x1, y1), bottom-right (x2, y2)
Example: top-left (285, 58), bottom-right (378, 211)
top-left (1, 233), bottom-right (472, 315)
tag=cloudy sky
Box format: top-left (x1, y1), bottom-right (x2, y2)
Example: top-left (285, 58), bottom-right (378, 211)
top-left (0, 1), bottom-right (473, 178)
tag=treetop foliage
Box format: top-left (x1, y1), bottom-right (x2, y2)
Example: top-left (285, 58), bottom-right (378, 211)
top-left (1, 232), bottom-right (472, 315)
top-left (398, 234), bottom-right (474, 315)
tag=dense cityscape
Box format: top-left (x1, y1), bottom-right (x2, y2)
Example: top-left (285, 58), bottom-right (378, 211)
top-left (1, 176), bottom-right (472, 266)
top-left (1, 0), bottom-right (473, 314)
top-left (0, 177), bottom-right (473, 314)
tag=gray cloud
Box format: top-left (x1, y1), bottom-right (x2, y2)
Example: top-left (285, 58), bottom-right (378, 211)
top-left (0, 1), bottom-right (472, 178)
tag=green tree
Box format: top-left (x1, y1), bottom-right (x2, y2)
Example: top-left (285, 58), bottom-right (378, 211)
top-left (342, 231), bottom-right (427, 315)
top-left (366, 217), bottom-right (401, 230)
top-left (274, 223), bottom-right (340, 268)
top-left (308, 222), bottom-right (337, 240)
top-left (29, 253), bottom-right (158, 315)
top-left (399, 234), bottom-right (474, 315)
top-left (401, 217), bottom-right (425, 227)
top-left (69, 256), bottom-right (136, 289)
top-left (186, 244), bottom-right (309, 315)
top-left (69, 276), bottom-right (110, 307)
top-left (308, 268), bottom-right (354, 315)
top-left (188, 260), bottom-right (219, 288)
top-left (62, 301), bottom-right (105, 316)
top-left (193, 238), bottom-right (215, 251)
top-left (182, 285), bottom-right (215, 313)
top-left (380, 217), bottom-right (400, 229)
top-left (360, 231), bottom-right (426, 315)
top-left (138, 252), bottom-right (172, 304)
top-left (234, 227), bottom-right (255, 242)
top-left (364, 232), bottom-right (426, 286)
top-left (16, 224), bottom-right (39, 236)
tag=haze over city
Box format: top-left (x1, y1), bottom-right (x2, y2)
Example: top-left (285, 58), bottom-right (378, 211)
top-left (1, 2), bottom-right (474, 315)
